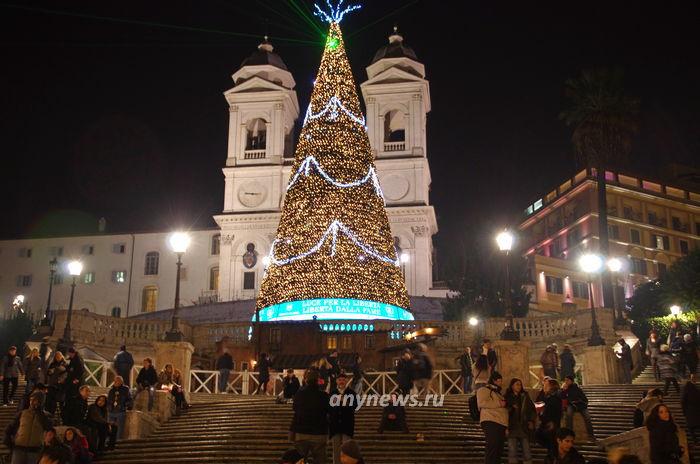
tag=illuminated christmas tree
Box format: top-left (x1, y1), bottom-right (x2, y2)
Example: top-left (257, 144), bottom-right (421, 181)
top-left (255, 2), bottom-right (412, 321)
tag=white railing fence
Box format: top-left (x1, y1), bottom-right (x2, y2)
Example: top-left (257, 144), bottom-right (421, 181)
top-left (83, 358), bottom-right (142, 389)
top-left (190, 369), bottom-right (469, 395)
top-left (527, 364), bottom-right (585, 390)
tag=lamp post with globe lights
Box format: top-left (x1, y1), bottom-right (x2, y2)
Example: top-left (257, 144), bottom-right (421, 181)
top-left (41, 258), bottom-right (59, 326)
top-left (578, 253), bottom-right (606, 346)
top-left (164, 232), bottom-right (190, 342)
top-left (496, 230), bottom-right (519, 340)
top-left (58, 260), bottom-right (83, 352)
top-left (606, 257), bottom-right (625, 323)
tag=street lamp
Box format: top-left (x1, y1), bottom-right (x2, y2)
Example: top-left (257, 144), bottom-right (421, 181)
top-left (12, 295), bottom-right (25, 313)
top-left (468, 317), bottom-right (479, 327)
top-left (578, 253), bottom-right (606, 346)
top-left (165, 232), bottom-right (190, 342)
top-left (669, 305), bottom-right (681, 317)
top-left (606, 257), bottom-right (625, 323)
top-left (496, 230), bottom-right (519, 340)
top-left (59, 260), bottom-right (83, 352)
top-left (41, 258), bottom-right (59, 326)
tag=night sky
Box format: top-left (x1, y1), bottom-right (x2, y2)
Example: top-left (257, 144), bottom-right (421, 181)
top-left (2, 1), bottom-right (698, 270)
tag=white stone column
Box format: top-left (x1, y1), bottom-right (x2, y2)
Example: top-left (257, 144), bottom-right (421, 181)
top-left (218, 234), bottom-right (234, 301)
top-left (411, 225), bottom-right (431, 296)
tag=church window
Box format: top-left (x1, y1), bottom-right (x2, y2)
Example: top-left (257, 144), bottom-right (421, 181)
top-left (383, 110), bottom-right (406, 143)
top-left (245, 118), bottom-right (267, 150)
top-left (211, 234), bottom-right (221, 255)
top-left (209, 266), bottom-right (220, 291)
top-left (142, 286), bottom-right (158, 312)
top-left (111, 307), bottom-right (122, 318)
top-left (144, 251), bottom-right (159, 275)
top-left (243, 271), bottom-right (255, 290)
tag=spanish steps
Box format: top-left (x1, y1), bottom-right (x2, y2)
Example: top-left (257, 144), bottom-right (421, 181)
top-left (2, 366), bottom-right (698, 463)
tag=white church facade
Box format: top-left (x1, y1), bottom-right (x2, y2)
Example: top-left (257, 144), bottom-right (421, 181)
top-left (0, 30), bottom-right (444, 319)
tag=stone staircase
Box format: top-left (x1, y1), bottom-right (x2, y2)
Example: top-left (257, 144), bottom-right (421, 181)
top-left (3, 375), bottom-right (697, 463)
top-left (93, 394), bottom-right (606, 464)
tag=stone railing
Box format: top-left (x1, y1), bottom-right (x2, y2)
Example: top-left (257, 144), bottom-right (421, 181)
top-left (484, 308), bottom-right (615, 342)
top-left (192, 321), bottom-right (252, 349)
top-left (53, 309), bottom-right (193, 347)
top-left (383, 141), bottom-right (406, 152)
top-left (243, 149), bottom-right (266, 160)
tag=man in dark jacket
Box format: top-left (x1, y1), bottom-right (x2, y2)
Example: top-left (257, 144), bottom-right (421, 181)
top-left (135, 358), bottom-right (158, 411)
top-left (215, 351), bottom-right (234, 394)
top-left (39, 338), bottom-right (51, 384)
top-left (277, 369), bottom-right (300, 404)
top-left (396, 350), bottom-right (413, 394)
top-left (458, 347), bottom-right (473, 394)
top-left (541, 345), bottom-right (559, 379)
top-left (1, 345), bottom-right (24, 406)
top-left (559, 345), bottom-right (576, 380)
top-left (65, 348), bottom-right (85, 400)
top-left (63, 385), bottom-right (91, 432)
top-left (290, 369), bottom-right (329, 464)
top-left (561, 376), bottom-right (596, 442)
top-left (107, 375), bottom-right (132, 440)
top-left (681, 334), bottom-right (698, 380)
top-left (483, 339), bottom-right (498, 373)
top-left (616, 338), bottom-right (633, 384)
top-left (328, 373), bottom-right (356, 464)
top-left (544, 428), bottom-right (586, 464)
top-left (113, 345), bottom-right (134, 386)
top-left (327, 351), bottom-right (341, 392)
top-left (4, 392), bottom-right (53, 464)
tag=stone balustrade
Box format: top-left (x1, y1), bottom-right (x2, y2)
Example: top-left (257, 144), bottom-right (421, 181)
top-left (52, 309), bottom-right (193, 348)
top-left (52, 307), bottom-right (620, 365)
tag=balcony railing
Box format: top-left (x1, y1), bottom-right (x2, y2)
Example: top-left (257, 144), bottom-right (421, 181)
top-left (383, 141), bottom-right (406, 152)
top-left (243, 149), bottom-right (266, 160)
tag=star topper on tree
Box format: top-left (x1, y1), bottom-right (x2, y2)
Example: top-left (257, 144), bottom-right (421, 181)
top-left (314, 0), bottom-right (362, 24)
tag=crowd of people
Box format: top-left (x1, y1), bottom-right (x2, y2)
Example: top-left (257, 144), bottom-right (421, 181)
top-left (2, 321), bottom-right (697, 464)
top-left (1, 342), bottom-right (192, 464)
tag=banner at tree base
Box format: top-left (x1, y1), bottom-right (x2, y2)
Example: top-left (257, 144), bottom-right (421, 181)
top-left (255, 298), bottom-right (414, 321)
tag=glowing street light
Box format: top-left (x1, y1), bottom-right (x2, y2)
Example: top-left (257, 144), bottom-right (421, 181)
top-left (578, 253), bottom-right (605, 346)
top-left (400, 252), bottom-right (410, 264)
top-left (165, 232), bottom-right (190, 342)
top-left (12, 295), bottom-right (25, 313)
top-left (607, 257), bottom-right (623, 273)
top-left (496, 231), bottom-right (514, 252)
top-left (468, 317), bottom-right (479, 327)
top-left (670, 305), bottom-right (681, 317)
top-left (496, 230), bottom-right (518, 340)
top-left (579, 253), bottom-right (603, 274)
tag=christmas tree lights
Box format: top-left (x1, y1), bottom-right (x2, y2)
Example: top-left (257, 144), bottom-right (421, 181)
top-left (255, 5), bottom-right (411, 319)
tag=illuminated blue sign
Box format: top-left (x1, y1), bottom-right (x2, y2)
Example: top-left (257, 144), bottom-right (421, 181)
top-left (256, 298), bottom-right (414, 322)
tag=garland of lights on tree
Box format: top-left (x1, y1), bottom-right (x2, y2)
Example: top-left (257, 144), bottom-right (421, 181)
top-left (255, 1), bottom-right (412, 321)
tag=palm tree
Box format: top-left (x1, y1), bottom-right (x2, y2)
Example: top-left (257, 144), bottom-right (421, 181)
top-left (560, 67), bottom-right (640, 311)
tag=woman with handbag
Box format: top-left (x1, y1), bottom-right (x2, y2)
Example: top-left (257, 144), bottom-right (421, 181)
top-left (504, 378), bottom-right (536, 464)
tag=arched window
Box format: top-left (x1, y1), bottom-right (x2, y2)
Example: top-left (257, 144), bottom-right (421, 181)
top-left (142, 286), bottom-right (158, 312)
top-left (144, 251), bottom-right (159, 275)
top-left (111, 306), bottom-right (122, 318)
top-left (383, 110), bottom-right (406, 143)
top-left (245, 118), bottom-right (267, 150)
top-left (211, 234), bottom-right (221, 255)
top-left (210, 266), bottom-right (220, 291)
